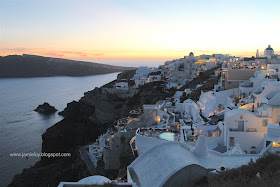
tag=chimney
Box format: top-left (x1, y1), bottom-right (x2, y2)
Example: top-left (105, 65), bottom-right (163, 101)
top-left (193, 135), bottom-right (208, 157)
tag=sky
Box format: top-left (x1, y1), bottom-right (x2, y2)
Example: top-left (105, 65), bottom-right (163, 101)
top-left (0, 0), bottom-right (280, 67)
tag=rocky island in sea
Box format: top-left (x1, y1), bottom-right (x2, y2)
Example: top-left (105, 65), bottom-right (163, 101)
top-left (34, 102), bottom-right (57, 114)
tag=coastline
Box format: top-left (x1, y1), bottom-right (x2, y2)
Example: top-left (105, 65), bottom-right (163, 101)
top-left (0, 73), bottom-right (120, 187)
top-left (8, 68), bottom-right (173, 186)
top-left (8, 70), bottom-right (136, 187)
top-left (8, 66), bottom-right (220, 186)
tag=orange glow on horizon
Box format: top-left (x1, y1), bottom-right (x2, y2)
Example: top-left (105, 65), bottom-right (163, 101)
top-left (0, 48), bottom-right (271, 63)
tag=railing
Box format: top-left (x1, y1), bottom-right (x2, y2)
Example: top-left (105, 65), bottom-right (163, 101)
top-left (229, 128), bottom-right (257, 132)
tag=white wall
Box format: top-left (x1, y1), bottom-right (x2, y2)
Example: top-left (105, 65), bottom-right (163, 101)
top-left (226, 112), bottom-right (269, 132)
top-left (135, 133), bottom-right (168, 155)
top-left (225, 111), bottom-right (271, 153)
top-left (227, 131), bottom-right (266, 153)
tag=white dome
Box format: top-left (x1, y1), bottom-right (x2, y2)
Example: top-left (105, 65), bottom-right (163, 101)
top-left (78, 175), bottom-right (111, 185)
top-left (264, 44), bottom-right (274, 55)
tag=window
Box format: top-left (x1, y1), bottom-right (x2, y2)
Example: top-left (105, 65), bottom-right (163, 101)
top-left (263, 119), bottom-right (268, 126)
top-left (230, 137), bottom-right (235, 146)
top-left (277, 115), bottom-right (280, 122)
top-left (266, 141), bottom-right (271, 147)
top-left (238, 121), bottom-right (244, 131)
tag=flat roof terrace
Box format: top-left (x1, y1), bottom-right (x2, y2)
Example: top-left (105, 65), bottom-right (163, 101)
top-left (137, 128), bottom-right (181, 141)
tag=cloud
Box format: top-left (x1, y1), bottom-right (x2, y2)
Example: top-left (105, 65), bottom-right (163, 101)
top-left (61, 51), bottom-right (104, 57)
top-left (42, 51), bottom-right (105, 58)
top-left (61, 51), bottom-right (86, 55)
top-left (0, 48), bottom-right (105, 59)
top-left (1, 48), bottom-right (30, 52)
top-left (92, 53), bottom-right (104, 56)
top-left (43, 53), bottom-right (64, 58)
top-left (44, 51), bottom-right (88, 58)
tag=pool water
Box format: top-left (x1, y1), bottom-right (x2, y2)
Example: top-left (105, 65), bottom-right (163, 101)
top-left (159, 132), bottom-right (175, 141)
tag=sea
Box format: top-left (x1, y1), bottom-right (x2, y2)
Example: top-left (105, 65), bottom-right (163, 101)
top-left (0, 72), bottom-right (119, 187)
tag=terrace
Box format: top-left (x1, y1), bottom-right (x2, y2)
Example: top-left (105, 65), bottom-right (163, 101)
top-left (136, 123), bottom-right (219, 143)
top-left (137, 128), bottom-right (181, 142)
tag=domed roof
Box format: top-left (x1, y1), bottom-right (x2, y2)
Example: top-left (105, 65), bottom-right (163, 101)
top-left (78, 175), bottom-right (111, 185)
top-left (265, 45), bottom-right (273, 51)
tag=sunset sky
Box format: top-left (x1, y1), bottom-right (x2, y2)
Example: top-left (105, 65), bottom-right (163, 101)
top-left (0, 0), bottom-right (279, 66)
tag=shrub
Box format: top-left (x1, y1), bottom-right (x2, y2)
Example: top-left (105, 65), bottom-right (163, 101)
top-left (208, 153), bottom-right (280, 187)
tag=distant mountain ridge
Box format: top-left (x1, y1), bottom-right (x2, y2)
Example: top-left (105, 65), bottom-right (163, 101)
top-left (0, 54), bottom-right (135, 77)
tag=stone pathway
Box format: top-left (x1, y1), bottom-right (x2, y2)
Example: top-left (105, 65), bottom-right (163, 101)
top-left (79, 145), bottom-right (98, 175)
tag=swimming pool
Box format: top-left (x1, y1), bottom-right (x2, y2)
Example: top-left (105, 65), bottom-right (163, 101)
top-left (159, 132), bottom-right (175, 141)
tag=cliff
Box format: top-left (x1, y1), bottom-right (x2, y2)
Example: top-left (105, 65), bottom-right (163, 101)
top-left (0, 54), bottom-right (134, 78)
top-left (9, 69), bottom-right (175, 187)
top-left (9, 66), bottom-right (222, 187)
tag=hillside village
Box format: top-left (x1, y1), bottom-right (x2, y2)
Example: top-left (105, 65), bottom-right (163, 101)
top-left (58, 45), bottom-right (280, 187)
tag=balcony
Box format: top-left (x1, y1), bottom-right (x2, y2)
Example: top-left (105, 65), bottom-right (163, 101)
top-left (229, 128), bottom-right (243, 132)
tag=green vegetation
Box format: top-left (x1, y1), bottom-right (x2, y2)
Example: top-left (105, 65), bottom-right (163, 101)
top-left (126, 81), bottom-right (174, 108)
top-left (195, 153), bottom-right (280, 187)
top-left (180, 92), bottom-right (187, 103)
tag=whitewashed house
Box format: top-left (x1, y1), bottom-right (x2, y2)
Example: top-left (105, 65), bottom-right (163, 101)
top-left (147, 71), bottom-right (162, 83)
top-left (224, 108), bottom-right (270, 154)
top-left (134, 66), bottom-right (161, 87)
top-left (198, 88), bottom-right (237, 117)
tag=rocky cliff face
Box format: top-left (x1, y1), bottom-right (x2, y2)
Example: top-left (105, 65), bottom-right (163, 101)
top-left (10, 148), bottom-right (91, 187)
top-left (9, 66), bottom-right (220, 187)
top-left (9, 71), bottom-right (136, 187)
top-left (9, 70), bottom-right (178, 187)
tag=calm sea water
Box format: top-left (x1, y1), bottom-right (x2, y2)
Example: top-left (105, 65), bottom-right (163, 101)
top-left (0, 73), bottom-right (119, 187)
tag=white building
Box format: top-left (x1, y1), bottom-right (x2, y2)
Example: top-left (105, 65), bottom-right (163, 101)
top-left (224, 109), bottom-right (269, 154)
top-left (263, 44), bottom-right (274, 57)
top-left (147, 71), bottom-right (162, 83)
top-left (198, 88), bottom-right (237, 117)
top-left (128, 137), bottom-right (260, 187)
top-left (58, 175), bottom-right (136, 187)
top-left (239, 69), bottom-right (278, 97)
top-left (134, 66), bottom-right (161, 87)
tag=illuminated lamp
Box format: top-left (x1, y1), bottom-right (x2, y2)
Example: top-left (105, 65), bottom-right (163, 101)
top-left (157, 116), bottom-right (160, 122)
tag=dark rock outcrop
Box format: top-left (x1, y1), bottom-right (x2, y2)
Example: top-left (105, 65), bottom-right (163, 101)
top-left (34, 102), bottom-right (57, 114)
top-left (9, 148), bottom-right (91, 187)
top-left (58, 101), bottom-right (95, 121)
